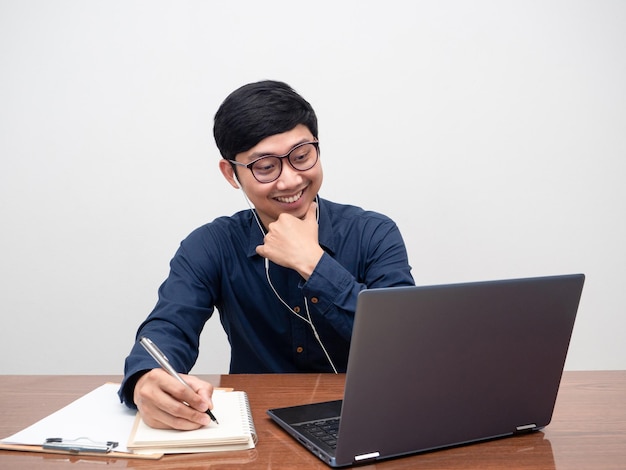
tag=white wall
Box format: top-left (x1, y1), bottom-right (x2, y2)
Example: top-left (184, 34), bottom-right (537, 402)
top-left (1, 0), bottom-right (624, 374)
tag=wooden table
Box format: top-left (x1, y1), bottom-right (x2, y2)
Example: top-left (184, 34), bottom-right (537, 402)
top-left (1, 371), bottom-right (625, 469)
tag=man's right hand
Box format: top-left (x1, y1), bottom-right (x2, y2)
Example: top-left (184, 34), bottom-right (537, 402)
top-left (133, 368), bottom-right (215, 430)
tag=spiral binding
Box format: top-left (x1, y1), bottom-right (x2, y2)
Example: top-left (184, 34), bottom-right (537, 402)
top-left (240, 392), bottom-right (258, 444)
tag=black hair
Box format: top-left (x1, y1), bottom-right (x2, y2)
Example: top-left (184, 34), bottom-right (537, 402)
top-left (213, 80), bottom-right (318, 161)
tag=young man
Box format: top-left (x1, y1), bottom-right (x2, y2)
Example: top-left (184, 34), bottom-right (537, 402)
top-left (119, 80), bottom-right (414, 430)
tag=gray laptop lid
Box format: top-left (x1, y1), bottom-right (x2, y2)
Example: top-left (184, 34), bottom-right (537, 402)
top-left (268, 273), bottom-right (585, 467)
top-left (336, 273), bottom-right (584, 464)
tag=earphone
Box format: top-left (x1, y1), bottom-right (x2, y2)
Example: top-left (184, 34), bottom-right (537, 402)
top-left (240, 187), bottom-right (338, 373)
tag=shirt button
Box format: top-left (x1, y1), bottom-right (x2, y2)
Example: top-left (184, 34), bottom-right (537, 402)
top-left (293, 306), bottom-right (301, 313)
top-left (296, 346), bottom-right (304, 353)
top-left (311, 297), bottom-right (319, 304)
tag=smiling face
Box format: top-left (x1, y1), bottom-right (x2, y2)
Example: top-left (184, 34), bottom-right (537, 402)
top-left (219, 124), bottom-right (323, 228)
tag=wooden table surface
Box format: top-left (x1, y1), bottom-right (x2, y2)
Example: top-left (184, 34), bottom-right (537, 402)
top-left (1, 371), bottom-right (625, 469)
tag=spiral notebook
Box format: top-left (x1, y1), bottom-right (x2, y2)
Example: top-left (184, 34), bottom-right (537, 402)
top-left (127, 390), bottom-right (257, 454)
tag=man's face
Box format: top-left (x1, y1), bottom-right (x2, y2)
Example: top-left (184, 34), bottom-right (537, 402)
top-left (220, 124), bottom-right (323, 228)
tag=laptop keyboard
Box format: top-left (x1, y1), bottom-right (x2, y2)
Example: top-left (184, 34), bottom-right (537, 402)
top-left (298, 418), bottom-right (341, 449)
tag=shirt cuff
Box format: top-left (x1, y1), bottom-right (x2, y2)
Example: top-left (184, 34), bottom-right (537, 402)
top-left (118, 369), bottom-right (150, 409)
top-left (302, 252), bottom-right (354, 313)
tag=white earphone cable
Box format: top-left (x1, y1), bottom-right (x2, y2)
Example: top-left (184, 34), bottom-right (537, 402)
top-left (264, 259), bottom-right (338, 374)
top-left (241, 189), bottom-right (337, 373)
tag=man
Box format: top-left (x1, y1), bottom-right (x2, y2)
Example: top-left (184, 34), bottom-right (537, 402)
top-left (119, 80), bottom-right (414, 430)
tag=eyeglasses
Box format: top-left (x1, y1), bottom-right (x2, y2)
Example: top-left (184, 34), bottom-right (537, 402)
top-left (228, 141), bottom-right (319, 183)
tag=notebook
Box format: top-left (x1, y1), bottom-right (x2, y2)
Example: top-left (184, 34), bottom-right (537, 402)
top-left (0, 384), bottom-right (257, 459)
top-left (267, 273), bottom-right (585, 467)
top-left (127, 390), bottom-right (257, 454)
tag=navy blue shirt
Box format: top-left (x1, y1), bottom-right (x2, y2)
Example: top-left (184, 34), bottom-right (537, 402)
top-left (120, 197), bottom-right (414, 407)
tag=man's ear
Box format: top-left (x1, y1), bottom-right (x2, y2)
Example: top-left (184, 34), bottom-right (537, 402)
top-left (219, 159), bottom-right (240, 189)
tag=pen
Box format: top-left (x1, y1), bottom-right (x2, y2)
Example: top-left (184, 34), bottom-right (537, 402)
top-left (139, 336), bottom-right (219, 424)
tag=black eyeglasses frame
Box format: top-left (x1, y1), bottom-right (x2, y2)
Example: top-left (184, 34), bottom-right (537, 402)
top-left (227, 141), bottom-right (320, 183)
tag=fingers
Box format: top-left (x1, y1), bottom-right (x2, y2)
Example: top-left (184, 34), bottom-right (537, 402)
top-left (134, 369), bottom-right (214, 430)
top-left (183, 374), bottom-right (214, 411)
top-left (254, 200), bottom-right (322, 277)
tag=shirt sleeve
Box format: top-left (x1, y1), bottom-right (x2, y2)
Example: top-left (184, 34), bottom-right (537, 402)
top-left (301, 216), bottom-right (414, 341)
top-left (118, 233), bottom-right (218, 407)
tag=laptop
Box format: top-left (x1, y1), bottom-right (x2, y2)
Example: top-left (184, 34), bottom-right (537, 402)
top-left (267, 273), bottom-right (585, 467)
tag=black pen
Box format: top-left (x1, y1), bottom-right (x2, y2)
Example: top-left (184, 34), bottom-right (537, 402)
top-left (139, 336), bottom-right (219, 424)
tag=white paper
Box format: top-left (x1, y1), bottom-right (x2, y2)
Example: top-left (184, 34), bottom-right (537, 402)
top-left (1, 383), bottom-right (136, 453)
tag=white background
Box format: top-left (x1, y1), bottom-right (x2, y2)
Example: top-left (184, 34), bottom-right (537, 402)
top-left (1, 0), bottom-right (624, 374)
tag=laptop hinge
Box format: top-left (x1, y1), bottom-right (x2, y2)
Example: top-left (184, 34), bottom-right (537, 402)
top-left (516, 423), bottom-right (537, 432)
top-left (354, 451), bottom-right (380, 462)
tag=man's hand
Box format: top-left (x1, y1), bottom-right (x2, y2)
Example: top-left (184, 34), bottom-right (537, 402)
top-left (256, 202), bottom-right (324, 280)
top-left (133, 368), bottom-right (214, 430)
